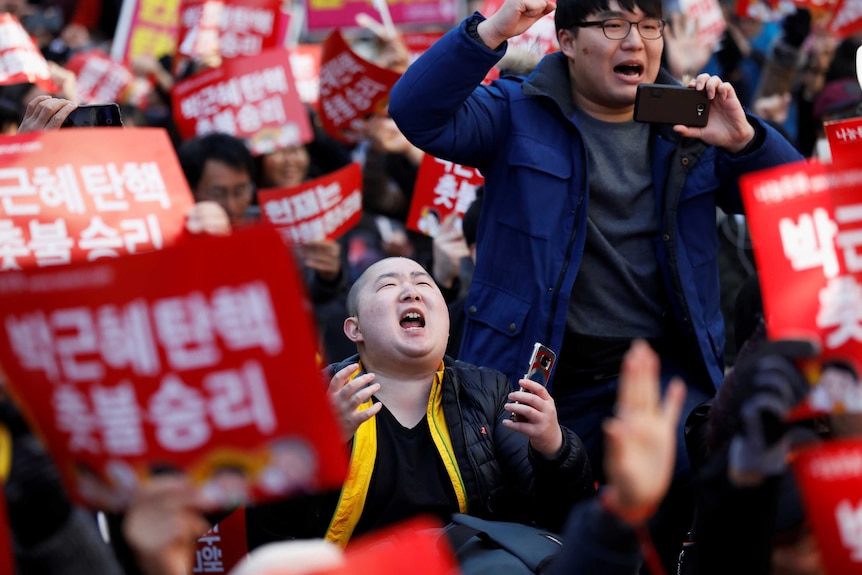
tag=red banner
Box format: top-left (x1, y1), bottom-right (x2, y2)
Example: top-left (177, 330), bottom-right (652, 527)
top-left (318, 31), bottom-right (402, 143)
top-left (176, 0), bottom-right (288, 62)
top-left (0, 224), bottom-right (347, 511)
top-left (824, 116), bottom-right (862, 163)
top-left (172, 48), bottom-right (312, 155)
top-left (0, 128), bottom-right (194, 270)
top-left (258, 162), bottom-right (363, 244)
top-left (826, 0), bottom-right (862, 38)
top-left (192, 508), bottom-right (248, 574)
top-left (65, 49), bottom-right (135, 105)
top-left (0, 13), bottom-right (55, 90)
top-left (740, 158), bottom-right (862, 370)
top-left (406, 155), bottom-right (483, 237)
top-left (792, 439), bottom-right (862, 575)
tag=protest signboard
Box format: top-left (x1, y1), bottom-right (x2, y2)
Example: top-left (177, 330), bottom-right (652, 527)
top-left (111, 0), bottom-right (181, 65)
top-left (0, 224), bottom-right (348, 511)
top-left (192, 508), bottom-right (248, 574)
top-left (792, 439), bottom-right (862, 575)
top-left (0, 128), bottom-right (193, 270)
top-left (175, 0), bottom-right (289, 70)
top-left (0, 13), bottom-right (56, 91)
top-left (65, 49), bottom-right (134, 104)
top-left (306, 0), bottom-right (456, 31)
top-left (172, 48), bottom-right (312, 155)
top-left (318, 30), bottom-right (402, 144)
top-left (406, 155), bottom-right (483, 238)
top-left (740, 157), bottom-right (862, 414)
top-left (258, 162), bottom-right (362, 244)
top-left (289, 44), bottom-right (323, 108)
top-left (824, 116), bottom-right (862, 163)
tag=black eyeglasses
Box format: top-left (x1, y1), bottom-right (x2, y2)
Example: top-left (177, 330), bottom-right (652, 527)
top-left (573, 18), bottom-right (666, 40)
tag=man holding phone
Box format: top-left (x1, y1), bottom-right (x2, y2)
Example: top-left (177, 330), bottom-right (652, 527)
top-left (389, 0), bottom-right (802, 567)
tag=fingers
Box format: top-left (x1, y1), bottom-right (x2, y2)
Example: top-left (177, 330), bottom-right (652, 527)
top-left (661, 378), bottom-right (687, 429)
top-left (617, 340), bottom-right (660, 415)
top-left (19, 96), bottom-right (78, 133)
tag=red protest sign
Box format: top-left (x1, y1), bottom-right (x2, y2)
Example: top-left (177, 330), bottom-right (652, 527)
top-left (740, 157), bottom-right (862, 369)
top-left (176, 0), bottom-right (289, 63)
top-left (0, 128), bottom-right (193, 270)
top-left (318, 30), bottom-right (402, 144)
top-left (827, 0), bottom-right (862, 38)
top-left (0, 13), bottom-right (55, 90)
top-left (193, 508), bottom-right (248, 573)
top-left (406, 155), bottom-right (483, 237)
top-left (65, 49), bottom-right (135, 105)
top-left (259, 162), bottom-right (362, 244)
top-left (792, 439), bottom-right (862, 574)
top-left (0, 224), bottom-right (347, 511)
top-left (172, 48), bottom-right (312, 155)
top-left (824, 116), bottom-right (862, 163)
top-left (305, 0), bottom-right (456, 31)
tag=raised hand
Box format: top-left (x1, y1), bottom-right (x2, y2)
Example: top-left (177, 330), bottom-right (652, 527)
top-left (504, 377), bottom-right (564, 458)
top-left (478, 0), bottom-right (557, 49)
top-left (326, 363), bottom-right (382, 442)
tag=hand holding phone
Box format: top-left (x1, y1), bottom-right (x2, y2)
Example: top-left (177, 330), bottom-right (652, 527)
top-left (61, 103), bottom-right (124, 128)
top-left (634, 84), bottom-right (710, 127)
top-left (510, 343), bottom-right (556, 423)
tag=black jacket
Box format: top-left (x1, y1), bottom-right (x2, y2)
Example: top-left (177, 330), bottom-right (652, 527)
top-left (245, 355), bottom-right (594, 548)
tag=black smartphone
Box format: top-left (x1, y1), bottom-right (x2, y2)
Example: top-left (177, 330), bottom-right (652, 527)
top-left (510, 342), bottom-right (557, 422)
top-left (61, 103), bottom-right (124, 128)
top-left (634, 84), bottom-right (710, 127)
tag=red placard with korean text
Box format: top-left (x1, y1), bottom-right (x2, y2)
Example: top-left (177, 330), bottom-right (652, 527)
top-left (0, 224), bottom-right (348, 511)
top-left (0, 129), bottom-right (193, 270)
top-left (65, 49), bottom-right (135, 104)
top-left (318, 31), bottom-right (402, 144)
top-left (826, 0), bottom-right (862, 39)
top-left (192, 508), bottom-right (248, 574)
top-left (824, 117), bottom-right (862, 163)
top-left (111, 0), bottom-right (181, 65)
top-left (0, 14), bottom-right (55, 90)
top-left (740, 157), bottom-right (862, 370)
top-left (306, 0), bottom-right (456, 30)
top-left (406, 155), bottom-right (483, 237)
top-left (175, 0), bottom-right (289, 77)
top-left (172, 48), bottom-right (312, 155)
top-left (258, 162), bottom-right (363, 244)
top-left (792, 439), bottom-right (862, 575)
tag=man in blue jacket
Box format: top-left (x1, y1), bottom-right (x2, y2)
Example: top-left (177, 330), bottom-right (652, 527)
top-left (389, 0), bottom-right (802, 566)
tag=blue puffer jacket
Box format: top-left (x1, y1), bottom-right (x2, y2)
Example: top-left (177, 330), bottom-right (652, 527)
top-left (389, 14), bottom-right (803, 391)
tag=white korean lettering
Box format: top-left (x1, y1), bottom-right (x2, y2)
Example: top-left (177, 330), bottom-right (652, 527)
top-left (816, 276), bottom-right (862, 349)
top-left (149, 373), bottom-right (211, 451)
top-left (836, 203), bottom-right (862, 273)
top-left (54, 384), bottom-right (101, 453)
top-left (28, 219), bottom-right (74, 267)
top-left (779, 209), bottom-right (839, 278)
top-left (97, 300), bottom-right (161, 376)
top-left (210, 282), bottom-right (282, 354)
top-left (6, 312), bottom-right (58, 378)
top-left (52, 307), bottom-right (104, 381)
top-left (205, 361), bottom-right (276, 433)
top-left (34, 165), bottom-right (86, 214)
top-left (92, 382), bottom-right (146, 455)
top-left (153, 293), bottom-right (221, 370)
top-left (0, 167), bottom-right (39, 215)
top-left (0, 219), bottom-right (29, 269)
top-left (79, 215), bottom-right (123, 260)
top-left (836, 499), bottom-right (862, 560)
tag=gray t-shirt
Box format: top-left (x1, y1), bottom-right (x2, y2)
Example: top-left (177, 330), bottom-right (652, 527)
top-left (566, 111), bottom-right (666, 338)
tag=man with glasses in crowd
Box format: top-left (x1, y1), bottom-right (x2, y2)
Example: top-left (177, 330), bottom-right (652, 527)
top-left (389, 0), bottom-right (801, 567)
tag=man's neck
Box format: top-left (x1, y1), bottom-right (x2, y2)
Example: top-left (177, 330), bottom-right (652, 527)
top-left (368, 367), bottom-right (438, 429)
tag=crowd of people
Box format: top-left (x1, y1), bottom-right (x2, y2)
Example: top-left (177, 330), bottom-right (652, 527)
top-left (1, 0), bottom-right (861, 572)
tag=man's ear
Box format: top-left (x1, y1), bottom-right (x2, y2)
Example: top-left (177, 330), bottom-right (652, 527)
top-left (558, 28), bottom-right (577, 58)
top-left (344, 316), bottom-right (363, 343)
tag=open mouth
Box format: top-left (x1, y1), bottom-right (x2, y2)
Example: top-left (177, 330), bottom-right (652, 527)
top-left (614, 64), bottom-right (643, 77)
top-left (400, 311), bottom-right (426, 329)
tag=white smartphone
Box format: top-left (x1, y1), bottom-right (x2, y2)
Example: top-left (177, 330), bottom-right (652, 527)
top-left (510, 342), bottom-right (556, 422)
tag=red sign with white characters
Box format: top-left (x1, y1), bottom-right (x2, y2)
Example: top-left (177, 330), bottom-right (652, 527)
top-left (176, 0), bottom-right (288, 62)
top-left (289, 44), bottom-right (322, 108)
top-left (824, 116), bottom-right (862, 163)
top-left (318, 30), bottom-right (402, 144)
top-left (172, 48), bottom-right (312, 155)
top-left (406, 154), bottom-right (483, 237)
top-left (0, 224), bottom-right (347, 511)
top-left (740, 157), bottom-right (862, 371)
top-left (65, 49), bottom-right (135, 105)
top-left (0, 13), bottom-right (55, 90)
top-left (792, 439), bottom-right (862, 575)
top-left (258, 162), bottom-right (363, 244)
top-left (0, 128), bottom-right (194, 270)
top-left (192, 508), bottom-right (247, 574)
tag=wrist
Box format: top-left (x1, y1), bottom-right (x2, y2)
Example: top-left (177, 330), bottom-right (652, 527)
top-left (599, 489), bottom-right (658, 526)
